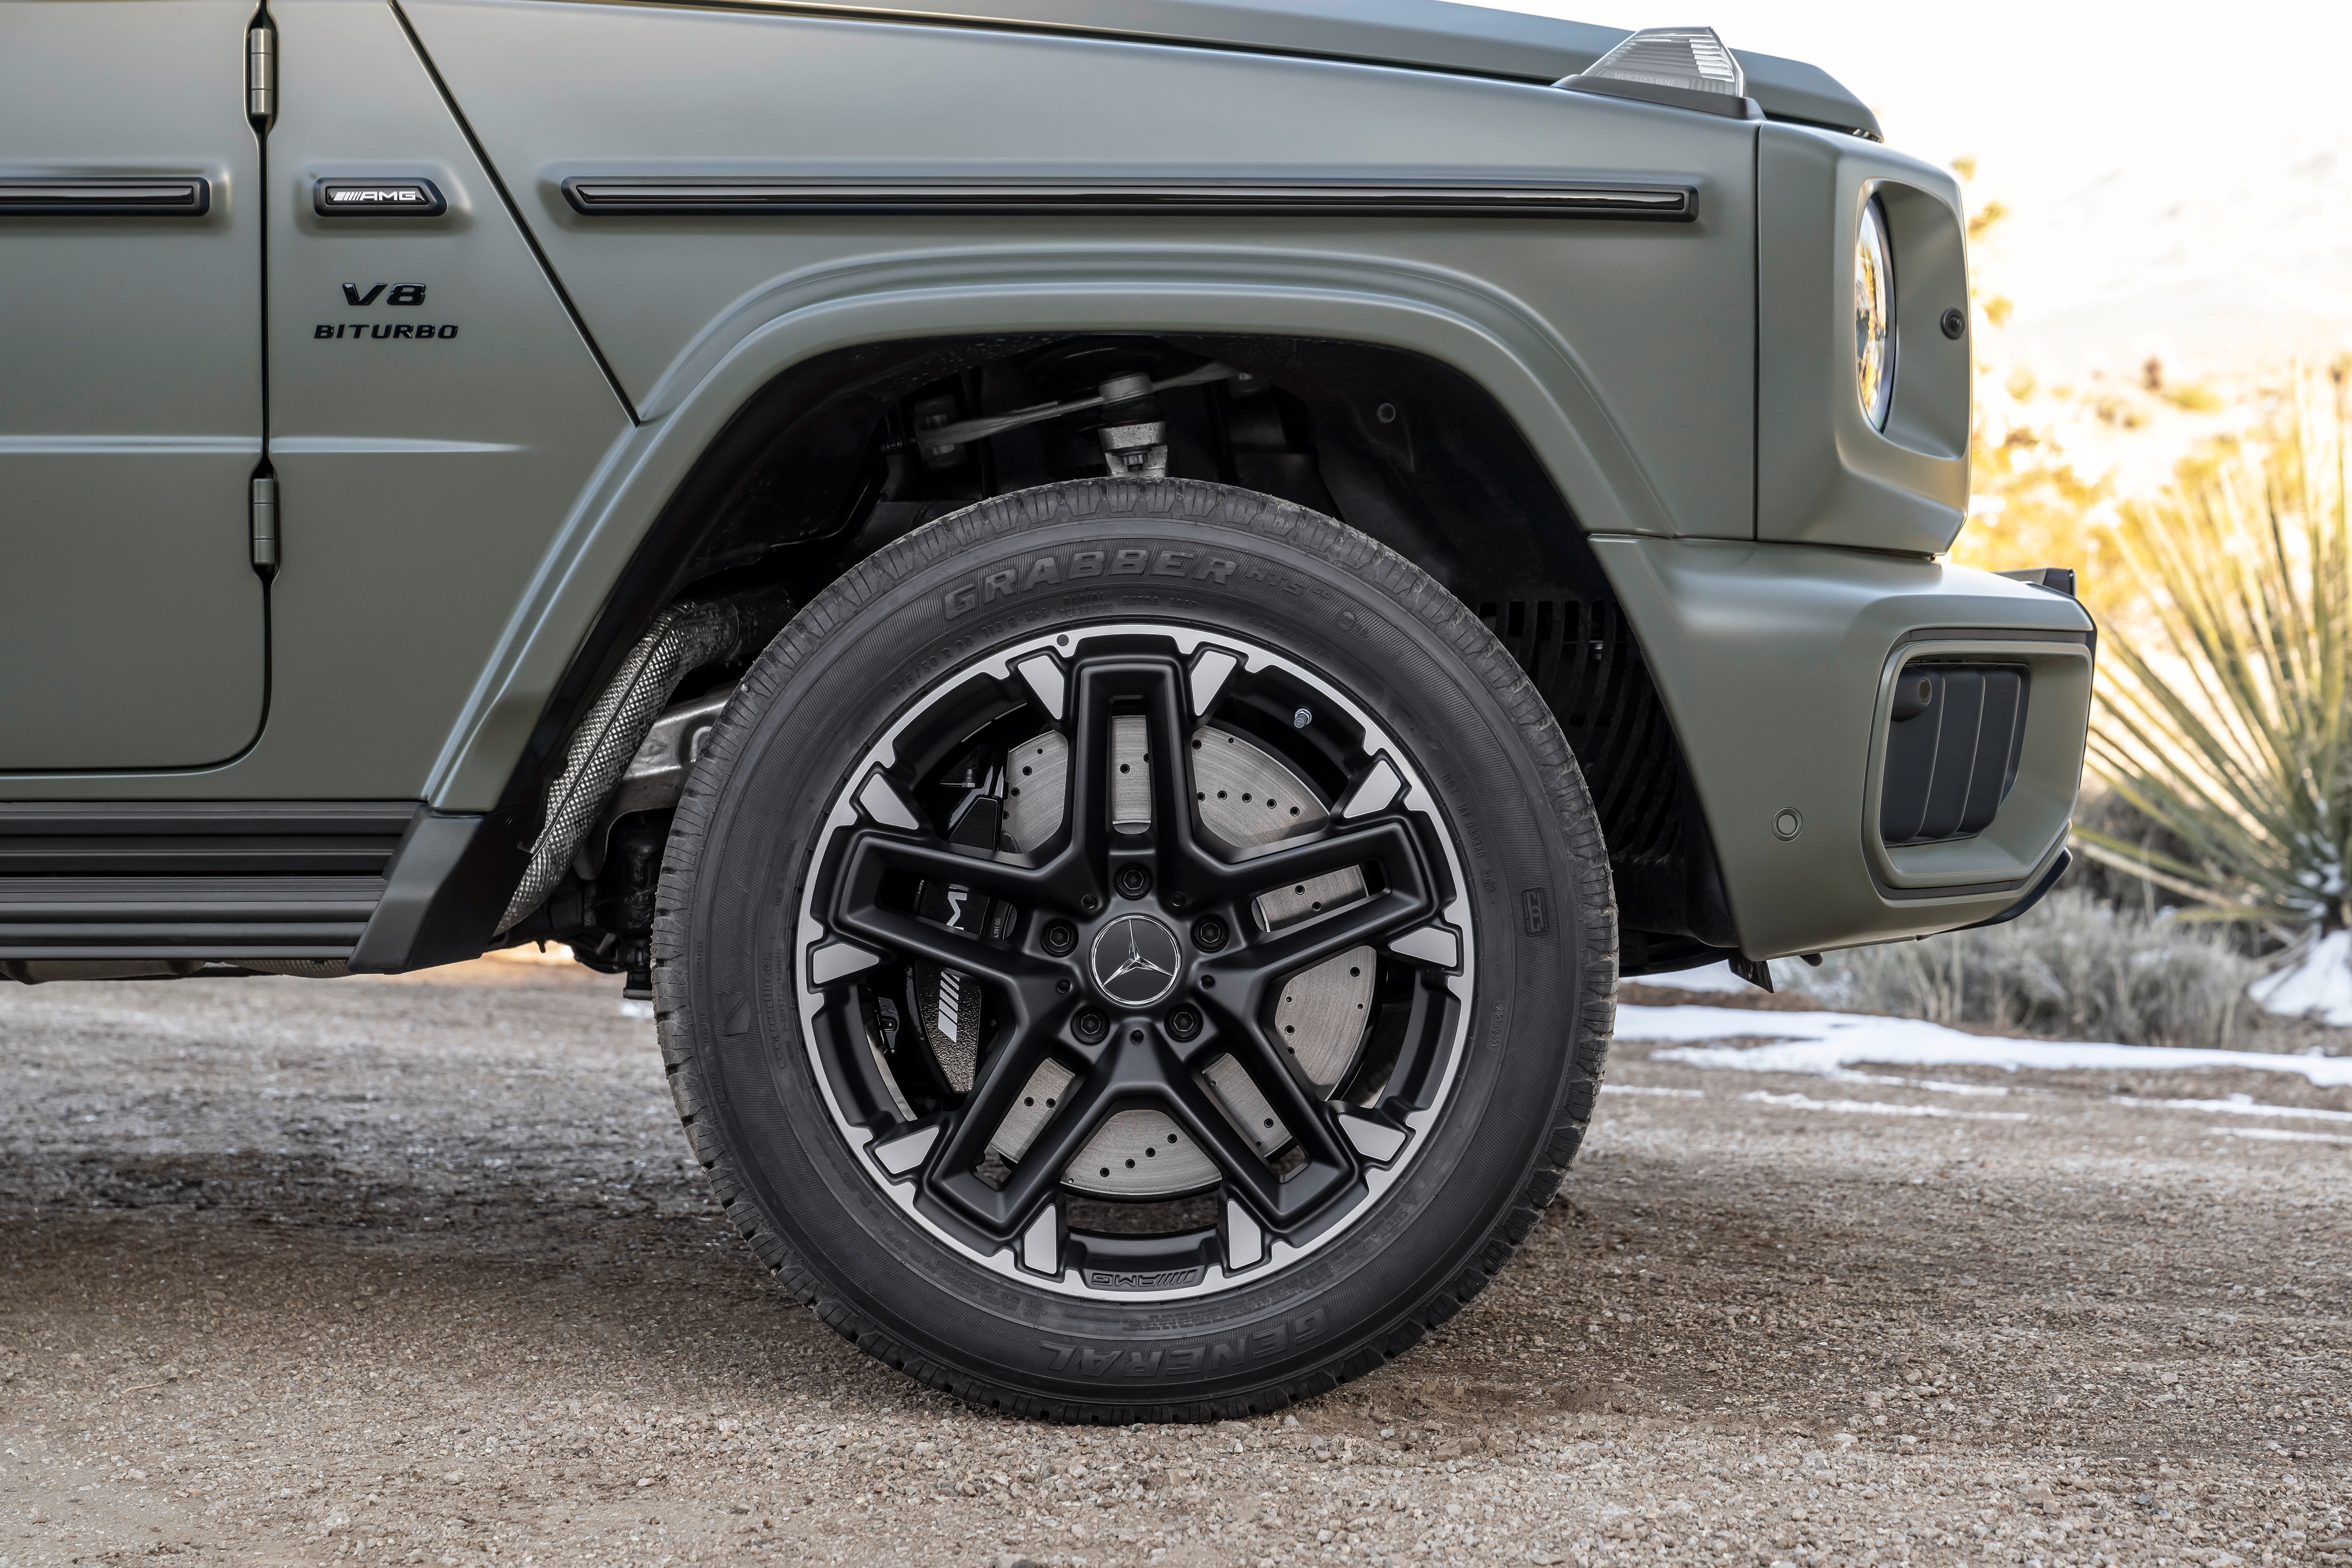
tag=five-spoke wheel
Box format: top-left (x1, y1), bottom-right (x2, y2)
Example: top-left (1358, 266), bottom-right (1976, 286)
top-left (654, 479), bottom-right (1609, 1420)
top-left (801, 631), bottom-right (1473, 1298)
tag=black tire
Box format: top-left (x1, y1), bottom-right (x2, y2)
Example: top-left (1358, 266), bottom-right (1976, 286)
top-left (653, 478), bottom-right (1615, 1421)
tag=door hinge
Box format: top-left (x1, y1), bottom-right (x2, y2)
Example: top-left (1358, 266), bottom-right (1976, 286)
top-left (250, 475), bottom-right (279, 569)
top-left (246, 25), bottom-right (276, 121)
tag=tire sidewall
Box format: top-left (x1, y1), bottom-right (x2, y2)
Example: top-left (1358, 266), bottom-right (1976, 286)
top-left (663, 481), bottom-right (1592, 1416)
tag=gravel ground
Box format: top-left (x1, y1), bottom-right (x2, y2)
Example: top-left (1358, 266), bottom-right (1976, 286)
top-left (1, 958), bottom-right (2346, 1568)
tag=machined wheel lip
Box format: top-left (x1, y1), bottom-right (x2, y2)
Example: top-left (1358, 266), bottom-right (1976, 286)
top-left (793, 619), bottom-right (1477, 1304)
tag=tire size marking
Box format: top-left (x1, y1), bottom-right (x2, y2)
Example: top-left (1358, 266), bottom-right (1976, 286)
top-left (1041, 1309), bottom-right (1326, 1378)
top-left (1439, 771), bottom-right (1498, 896)
top-left (941, 546), bottom-right (1244, 619)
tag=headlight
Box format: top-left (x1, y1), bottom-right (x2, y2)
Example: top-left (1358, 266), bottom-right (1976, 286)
top-left (1855, 195), bottom-right (1895, 430)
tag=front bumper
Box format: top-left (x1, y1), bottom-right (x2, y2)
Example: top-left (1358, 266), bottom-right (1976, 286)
top-left (1593, 537), bottom-right (2094, 958)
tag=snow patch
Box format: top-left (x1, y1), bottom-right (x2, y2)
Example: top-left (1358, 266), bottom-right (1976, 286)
top-left (2249, 928), bottom-right (2352, 1025)
top-left (2206, 1125), bottom-right (2352, 1146)
top-left (1849, 1073), bottom-right (2015, 1098)
top-left (1601, 1084), bottom-right (1705, 1099)
top-left (1617, 1004), bottom-right (2352, 1086)
top-left (2115, 1092), bottom-right (2352, 1124)
top-left (618, 998), bottom-right (655, 1021)
top-left (1739, 1091), bottom-right (2030, 1121)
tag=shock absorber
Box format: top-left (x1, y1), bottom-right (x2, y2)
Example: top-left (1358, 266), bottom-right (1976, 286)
top-left (1094, 372), bottom-right (1168, 478)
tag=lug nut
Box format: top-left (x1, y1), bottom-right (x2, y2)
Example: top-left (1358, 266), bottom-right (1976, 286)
top-left (1073, 1009), bottom-right (1109, 1044)
top-left (1191, 915), bottom-right (1228, 952)
top-left (1165, 1006), bottom-right (1202, 1042)
top-left (1114, 865), bottom-right (1153, 899)
top-left (1042, 920), bottom-right (1077, 955)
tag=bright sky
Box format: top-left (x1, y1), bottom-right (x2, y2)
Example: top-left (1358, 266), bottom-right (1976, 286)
top-left (1497, 0), bottom-right (2352, 386)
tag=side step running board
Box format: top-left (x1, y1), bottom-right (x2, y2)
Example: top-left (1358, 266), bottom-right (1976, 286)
top-left (0, 802), bottom-right (426, 963)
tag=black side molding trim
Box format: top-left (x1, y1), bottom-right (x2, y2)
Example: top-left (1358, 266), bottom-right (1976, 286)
top-left (0, 176), bottom-right (212, 216)
top-left (0, 802), bottom-right (421, 960)
top-left (558, 177), bottom-right (1698, 222)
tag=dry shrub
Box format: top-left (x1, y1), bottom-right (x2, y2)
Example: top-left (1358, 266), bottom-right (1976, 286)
top-left (1808, 889), bottom-right (2261, 1050)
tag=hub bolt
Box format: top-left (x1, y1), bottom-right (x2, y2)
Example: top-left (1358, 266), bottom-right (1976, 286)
top-left (1114, 865), bottom-right (1153, 899)
top-left (1073, 1009), bottom-right (1109, 1044)
top-left (1165, 1006), bottom-right (1203, 1042)
top-left (1191, 915), bottom-right (1229, 952)
top-left (1042, 920), bottom-right (1078, 955)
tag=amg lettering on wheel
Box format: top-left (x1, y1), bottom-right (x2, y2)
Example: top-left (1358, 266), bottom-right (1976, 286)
top-left (654, 477), bottom-right (1611, 1421)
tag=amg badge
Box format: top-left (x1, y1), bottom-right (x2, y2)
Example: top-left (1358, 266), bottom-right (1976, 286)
top-left (313, 178), bottom-right (447, 217)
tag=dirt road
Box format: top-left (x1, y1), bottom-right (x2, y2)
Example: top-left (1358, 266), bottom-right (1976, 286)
top-left (0, 962), bottom-right (2344, 1567)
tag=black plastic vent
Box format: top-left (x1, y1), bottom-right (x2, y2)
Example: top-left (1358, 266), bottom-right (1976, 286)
top-left (1474, 594), bottom-right (1738, 960)
top-left (1879, 665), bottom-right (2029, 847)
top-left (1477, 597), bottom-right (1684, 865)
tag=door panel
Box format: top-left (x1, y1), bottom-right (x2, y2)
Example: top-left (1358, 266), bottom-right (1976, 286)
top-left (0, 0), bottom-right (267, 770)
top-left (261, 0), bottom-right (629, 798)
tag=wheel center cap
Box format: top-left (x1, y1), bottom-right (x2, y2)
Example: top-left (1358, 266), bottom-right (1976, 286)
top-left (1088, 913), bottom-right (1182, 1007)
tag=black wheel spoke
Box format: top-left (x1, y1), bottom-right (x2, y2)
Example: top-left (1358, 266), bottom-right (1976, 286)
top-left (1221, 889), bottom-right (1430, 1002)
top-left (836, 825), bottom-right (1092, 914)
top-left (930, 1040), bottom-right (1120, 1237)
top-left (1164, 1053), bottom-right (1351, 1224)
top-left (1062, 655), bottom-right (1190, 870)
top-left (1190, 816), bottom-right (1434, 910)
top-left (829, 900), bottom-right (1064, 1013)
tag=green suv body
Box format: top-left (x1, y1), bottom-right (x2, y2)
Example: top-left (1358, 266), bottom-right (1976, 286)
top-left (1, 0), bottom-right (2090, 1418)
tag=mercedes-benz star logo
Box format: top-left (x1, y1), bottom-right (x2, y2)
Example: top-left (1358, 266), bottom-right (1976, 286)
top-left (1088, 914), bottom-right (1182, 1007)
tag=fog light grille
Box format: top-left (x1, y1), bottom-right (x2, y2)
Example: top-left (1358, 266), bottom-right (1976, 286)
top-left (1880, 665), bottom-right (2029, 847)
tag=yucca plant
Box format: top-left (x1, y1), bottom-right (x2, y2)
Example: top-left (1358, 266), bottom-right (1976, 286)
top-left (2076, 376), bottom-right (2352, 957)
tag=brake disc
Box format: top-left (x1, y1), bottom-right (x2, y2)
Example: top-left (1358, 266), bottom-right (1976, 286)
top-left (1190, 725), bottom-right (1324, 849)
top-left (1063, 1108), bottom-right (1218, 1197)
top-left (1000, 722), bottom-right (1328, 854)
top-left (1273, 944), bottom-right (1376, 1090)
top-left (1001, 730), bottom-right (1069, 851)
